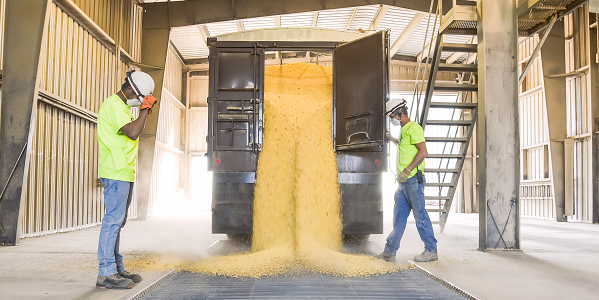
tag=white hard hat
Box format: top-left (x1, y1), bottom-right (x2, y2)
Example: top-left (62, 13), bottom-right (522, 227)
top-left (126, 70), bottom-right (155, 99)
top-left (386, 99), bottom-right (407, 116)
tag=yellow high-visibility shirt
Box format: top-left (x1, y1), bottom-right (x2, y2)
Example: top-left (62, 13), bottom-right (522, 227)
top-left (97, 94), bottom-right (138, 182)
top-left (396, 121), bottom-right (425, 178)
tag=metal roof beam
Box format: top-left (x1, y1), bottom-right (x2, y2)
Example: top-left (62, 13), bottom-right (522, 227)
top-left (369, 5), bottom-right (390, 31)
top-left (389, 12), bottom-right (426, 56)
top-left (416, 35), bottom-right (437, 62)
top-left (346, 7), bottom-right (358, 30)
top-left (236, 20), bottom-right (245, 31)
top-left (141, 0), bottom-right (454, 29)
top-left (312, 12), bottom-right (319, 27)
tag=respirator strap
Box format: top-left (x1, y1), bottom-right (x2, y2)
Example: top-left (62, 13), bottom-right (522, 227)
top-left (127, 71), bottom-right (145, 100)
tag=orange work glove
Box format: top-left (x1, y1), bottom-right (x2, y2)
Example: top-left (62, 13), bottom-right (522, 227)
top-left (141, 95), bottom-right (157, 113)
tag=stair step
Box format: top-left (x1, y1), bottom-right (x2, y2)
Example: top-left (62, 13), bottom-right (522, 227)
top-left (438, 63), bottom-right (478, 73)
top-left (424, 168), bottom-right (460, 173)
top-left (427, 208), bottom-right (449, 213)
top-left (426, 182), bottom-right (455, 187)
top-left (425, 120), bottom-right (474, 126)
top-left (444, 28), bottom-right (477, 35)
top-left (441, 43), bottom-right (477, 53)
top-left (429, 102), bottom-right (477, 109)
top-left (427, 154), bottom-right (463, 159)
top-left (426, 137), bottom-right (468, 142)
top-left (426, 196), bottom-right (452, 200)
top-left (455, 0), bottom-right (477, 6)
top-left (434, 83), bottom-right (478, 91)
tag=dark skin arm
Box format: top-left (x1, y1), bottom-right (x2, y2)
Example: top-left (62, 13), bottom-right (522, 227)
top-left (119, 109), bottom-right (149, 140)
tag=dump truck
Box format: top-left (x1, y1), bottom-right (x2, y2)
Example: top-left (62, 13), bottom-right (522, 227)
top-left (206, 31), bottom-right (390, 238)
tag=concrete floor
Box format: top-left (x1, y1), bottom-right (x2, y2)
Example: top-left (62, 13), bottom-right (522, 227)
top-left (1, 213), bottom-right (598, 300)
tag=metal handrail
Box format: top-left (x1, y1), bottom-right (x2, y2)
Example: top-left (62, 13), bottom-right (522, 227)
top-left (409, 0), bottom-right (440, 122)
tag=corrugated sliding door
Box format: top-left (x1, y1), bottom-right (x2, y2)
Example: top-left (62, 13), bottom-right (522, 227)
top-left (148, 46), bottom-right (186, 215)
top-left (20, 2), bottom-right (141, 236)
top-left (22, 99), bottom-right (103, 234)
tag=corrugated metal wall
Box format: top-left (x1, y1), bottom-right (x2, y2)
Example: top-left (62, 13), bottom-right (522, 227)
top-left (23, 100), bottom-right (102, 233)
top-left (20, 1), bottom-right (141, 236)
top-left (69, 0), bottom-right (141, 60)
top-left (518, 34), bottom-right (553, 219)
top-left (149, 46), bottom-right (186, 215)
top-left (188, 75), bottom-right (209, 153)
top-left (188, 108), bottom-right (209, 153)
top-left (389, 62), bottom-right (456, 94)
top-left (517, 4), bottom-right (594, 222)
top-left (38, 3), bottom-right (129, 113)
top-left (188, 76), bottom-right (209, 108)
top-left (564, 4), bottom-right (593, 223)
top-left (565, 74), bottom-right (593, 222)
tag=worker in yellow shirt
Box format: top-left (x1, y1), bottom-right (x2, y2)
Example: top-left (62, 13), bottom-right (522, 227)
top-left (95, 70), bottom-right (157, 289)
top-left (377, 99), bottom-right (438, 263)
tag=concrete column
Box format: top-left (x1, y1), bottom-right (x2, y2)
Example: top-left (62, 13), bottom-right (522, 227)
top-left (0, 0), bottom-right (50, 245)
top-left (135, 27), bottom-right (171, 220)
top-left (541, 21), bottom-right (568, 222)
top-left (477, 0), bottom-right (520, 250)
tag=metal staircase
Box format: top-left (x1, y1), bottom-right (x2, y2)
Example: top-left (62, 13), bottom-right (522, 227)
top-left (417, 0), bottom-right (478, 233)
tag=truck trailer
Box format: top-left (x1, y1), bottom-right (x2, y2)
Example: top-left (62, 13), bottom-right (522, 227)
top-left (206, 31), bottom-right (390, 238)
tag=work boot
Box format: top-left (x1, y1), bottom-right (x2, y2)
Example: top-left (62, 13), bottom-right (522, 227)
top-left (96, 274), bottom-right (134, 289)
top-left (119, 270), bottom-right (142, 283)
top-left (376, 253), bottom-right (396, 263)
top-left (413, 251), bottom-right (438, 262)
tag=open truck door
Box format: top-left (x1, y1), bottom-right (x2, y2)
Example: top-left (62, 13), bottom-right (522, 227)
top-left (334, 31), bottom-right (389, 151)
top-left (334, 31), bottom-right (389, 235)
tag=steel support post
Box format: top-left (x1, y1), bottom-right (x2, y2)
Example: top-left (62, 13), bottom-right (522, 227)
top-left (541, 21), bottom-right (568, 222)
top-left (477, 0), bottom-right (520, 250)
top-left (0, 0), bottom-right (50, 245)
top-left (589, 13), bottom-right (599, 224)
top-left (135, 27), bottom-right (171, 220)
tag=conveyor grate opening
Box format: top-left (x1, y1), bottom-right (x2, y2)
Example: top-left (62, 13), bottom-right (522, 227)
top-left (141, 270), bottom-right (469, 299)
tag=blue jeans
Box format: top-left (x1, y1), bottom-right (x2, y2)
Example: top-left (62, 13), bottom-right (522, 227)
top-left (384, 175), bottom-right (437, 255)
top-left (98, 178), bottom-right (133, 276)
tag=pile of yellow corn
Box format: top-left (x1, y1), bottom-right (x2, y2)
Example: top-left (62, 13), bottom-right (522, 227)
top-left (125, 63), bottom-right (404, 277)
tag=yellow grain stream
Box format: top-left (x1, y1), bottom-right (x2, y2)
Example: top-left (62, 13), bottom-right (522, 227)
top-left (126, 63), bottom-right (403, 277)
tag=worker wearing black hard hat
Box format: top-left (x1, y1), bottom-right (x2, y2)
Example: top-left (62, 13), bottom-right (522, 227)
top-left (377, 99), bottom-right (438, 263)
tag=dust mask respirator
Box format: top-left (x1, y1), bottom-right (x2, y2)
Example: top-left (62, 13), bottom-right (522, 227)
top-left (390, 118), bottom-right (401, 126)
top-left (123, 90), bottom-right (143, 107)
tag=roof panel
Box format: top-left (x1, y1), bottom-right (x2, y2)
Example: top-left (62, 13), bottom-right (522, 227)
top-left (378, 7), bottom-right (418, 46)
top-left (170, 4), bottom-right (472, 61)
top-left (316, 7), bottom-right (354, 31)
top-left (348, 5), bottom-right (380, 31)
top-left (171, 25), bottom-right (209, 59)
top-left (206, 20), bottom-right (238, 36)
top-left (396, 14), bottom-right (440, 57)
top-left (281, 12), bottom-right (315, 28)
top-left (243, 16), bottom-right (276, 31)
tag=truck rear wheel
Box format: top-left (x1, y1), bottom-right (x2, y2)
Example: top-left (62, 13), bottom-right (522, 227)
top-left (342, 234), bottom-right (370, 243)
top-left (226, 234), bottom-right (251, 244)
